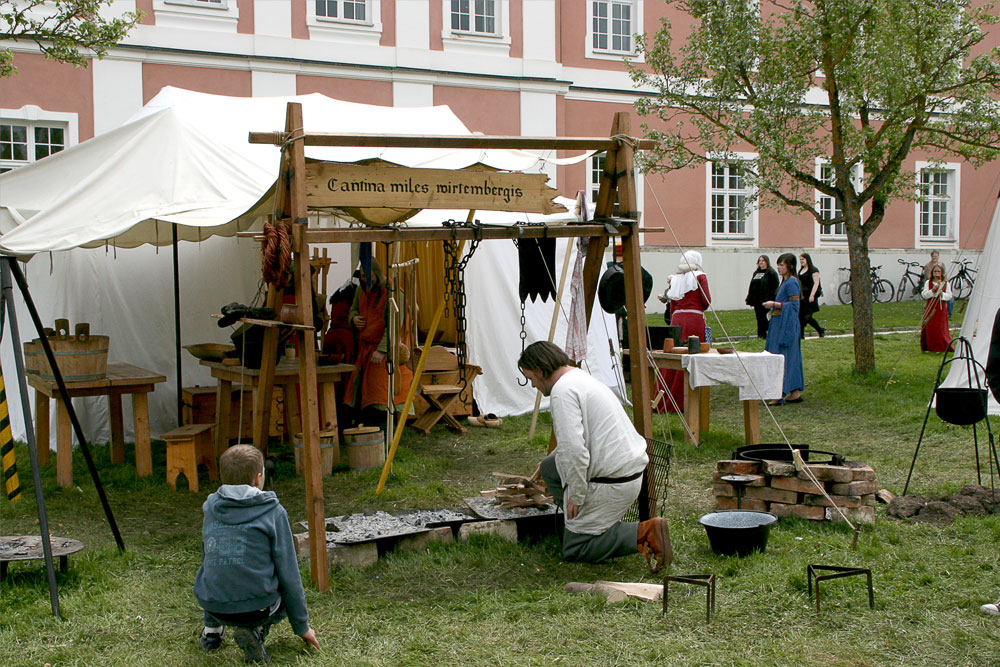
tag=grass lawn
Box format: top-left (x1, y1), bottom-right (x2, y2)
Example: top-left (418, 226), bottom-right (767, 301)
top-left (2, 301), bottom-right (999, 666)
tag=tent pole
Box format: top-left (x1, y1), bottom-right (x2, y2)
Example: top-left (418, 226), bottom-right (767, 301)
top-left (5, 257), bottom-right (126, 552)
top-left (528, 237), bottom-right (574, 439)
top-left (173, 224), bottom-right (182, 427)
top-left (0, 258), bottom-right (61, 617)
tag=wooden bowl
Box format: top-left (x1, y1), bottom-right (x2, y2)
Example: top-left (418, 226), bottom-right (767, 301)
top-left (184, 343), bottom-right (237, 363)
top-left (717, 347), bottom-right (735, 354)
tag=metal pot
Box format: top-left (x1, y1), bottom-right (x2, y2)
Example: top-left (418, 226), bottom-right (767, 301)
top-left (699, 510), bottom-right (777, 557)
top-left (935, 387), bottom-right (988, 426)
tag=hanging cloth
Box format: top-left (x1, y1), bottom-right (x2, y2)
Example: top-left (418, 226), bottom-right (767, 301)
top-left (518, 238), bottom-right (557, 303)
top-left (565, 237), bottom-right (590, 363)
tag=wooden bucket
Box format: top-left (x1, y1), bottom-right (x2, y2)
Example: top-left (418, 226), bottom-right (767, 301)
top-left (292, 431), bottom-right (337, 477)
top-left (343, 425), bottom-right (385, 471)
top-left (22, 340), bottom-right (41, 375)
top-left (31, 335), bottom-right (110, 382)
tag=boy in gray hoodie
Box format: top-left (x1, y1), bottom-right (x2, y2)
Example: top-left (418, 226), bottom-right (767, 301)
top-left (194, 444), bottom-right (320, 662)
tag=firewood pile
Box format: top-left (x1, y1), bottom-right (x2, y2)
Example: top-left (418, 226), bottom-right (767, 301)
top-left (480, 472), bottom-right (553, 509)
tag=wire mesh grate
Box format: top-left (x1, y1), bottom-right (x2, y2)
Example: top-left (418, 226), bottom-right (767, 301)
top-left (624, 437), bottom-right (673, 522)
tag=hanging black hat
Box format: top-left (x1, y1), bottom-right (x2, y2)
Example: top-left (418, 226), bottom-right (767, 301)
top-left (598, 262), bottom-right (653, 314)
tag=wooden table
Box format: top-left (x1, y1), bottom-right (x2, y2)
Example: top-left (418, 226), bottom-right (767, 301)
top-left (28, 362), bottom-right (166, 488)
top-left (0, 535), bottom-right (85, 580)
top-left (200, 360), bottom-right (354, 460)
top-left (646, 350), bottom-right (784, 446)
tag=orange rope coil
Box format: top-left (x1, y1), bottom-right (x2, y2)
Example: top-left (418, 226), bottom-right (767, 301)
top-left (261, 220), bottom-right (292, 287)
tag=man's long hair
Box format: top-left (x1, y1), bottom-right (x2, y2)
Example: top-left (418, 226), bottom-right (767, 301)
top-left (518, 341), bottom-right (573, 378)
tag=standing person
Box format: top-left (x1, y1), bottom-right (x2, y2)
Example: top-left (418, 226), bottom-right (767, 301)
top-left (194, 445), bottom-right (320, 662)
top-left (920, 264), bottom-right (953, 352)
top-left (520, 342), bottom-right (672, 572)
top-left (657, 250), bottom-right (711, 412)
top-left (344, 260), bottom-right (413, 424)
top-left (981, 309), bottom-right (1000, 616)
top-left (798, 253), bottom-right (825, 338)
top-left (763, 253), bottom-right (804, 405)
top-left (745, 255), bottom-right (779, 339)
top-left (923, 249), bottom-right (953, 319)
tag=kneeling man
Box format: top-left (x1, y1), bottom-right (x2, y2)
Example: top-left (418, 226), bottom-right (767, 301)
top-left (519, 341), bottom-right (671, 571)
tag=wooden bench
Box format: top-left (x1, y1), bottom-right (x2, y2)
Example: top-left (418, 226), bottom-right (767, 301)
top-left (163, 423), bottom-right (217, 492)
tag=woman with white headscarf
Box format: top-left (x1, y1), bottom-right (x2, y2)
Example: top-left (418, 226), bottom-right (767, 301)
top-left (657, 250), bottom-right (711, 412)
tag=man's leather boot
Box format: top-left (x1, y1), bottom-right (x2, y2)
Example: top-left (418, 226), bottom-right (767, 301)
top-left (637, 517), bottom-right (672, 573)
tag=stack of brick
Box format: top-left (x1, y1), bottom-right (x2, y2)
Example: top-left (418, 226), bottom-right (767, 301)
top-left (713, 458), bottom-right (877, 524)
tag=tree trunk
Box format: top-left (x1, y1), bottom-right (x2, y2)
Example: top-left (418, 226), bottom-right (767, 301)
top-left (844, 204), bottom-right (875, 374)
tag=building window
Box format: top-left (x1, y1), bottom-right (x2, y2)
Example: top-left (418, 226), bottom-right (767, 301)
top-left (710, 161), bottom-right (751, 238)
top-left (155, 0), bottom-right (239, 30)
top-left (166, 0), bottom-right (227, 7)
top-left (917, 166), bottom-right (958, 241)
top-left (316, 0), bottom-right (368, 23)
top-left (451, 0), bottom-right (496, 34)
top-left (0, 121), bottom-right (66, 173)
top-left (588, 0), bottom-right (643, 60)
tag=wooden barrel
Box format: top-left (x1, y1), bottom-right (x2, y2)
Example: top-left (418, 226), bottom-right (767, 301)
top-left (292, 431), bottom-right (337, 477)
top-left (342, 425), bottom-right (385, 471)
top-left (33, 335), bottom-right (110, 382)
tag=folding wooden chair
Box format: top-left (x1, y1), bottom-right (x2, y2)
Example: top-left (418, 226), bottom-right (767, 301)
top-left (409, 346), bottom-right (480, 434)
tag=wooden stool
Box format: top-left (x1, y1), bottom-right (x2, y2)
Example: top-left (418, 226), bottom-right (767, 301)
top-left (163, 423), bottom-right (217, 492)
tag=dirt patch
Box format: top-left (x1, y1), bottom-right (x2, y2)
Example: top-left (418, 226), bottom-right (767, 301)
top-left (887, 484), bottom-right (1000, 526)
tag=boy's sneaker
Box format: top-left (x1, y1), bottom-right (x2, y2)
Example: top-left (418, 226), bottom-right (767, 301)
top-left (234, 626), bottom-right (270, 663)
top-left (200, 626), bottom-right (224, 652)
top-left (981, 600), bottom-right (1000, 616)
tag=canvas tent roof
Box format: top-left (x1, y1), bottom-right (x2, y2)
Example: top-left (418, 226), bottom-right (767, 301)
top-left (0, 88), bottom-right (621, 443)
top-left (0, 87), bottom-right (587, 254)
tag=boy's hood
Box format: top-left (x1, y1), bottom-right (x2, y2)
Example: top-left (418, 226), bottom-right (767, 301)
top-left (203, 485), bottom-right (279, 525)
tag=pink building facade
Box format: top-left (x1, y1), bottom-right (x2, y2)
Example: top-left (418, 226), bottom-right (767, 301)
top-left (1, 0), bottom-right (996, 308)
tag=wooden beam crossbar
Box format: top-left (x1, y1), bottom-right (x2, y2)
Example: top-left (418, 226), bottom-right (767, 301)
top-left (248, 132), bottom-right (656, 152)
top-left (237, 222), bottom-right (628, 244)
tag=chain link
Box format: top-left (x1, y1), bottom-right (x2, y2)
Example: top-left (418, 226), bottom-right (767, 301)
top-left (441, 222), bottom-right (482, 402)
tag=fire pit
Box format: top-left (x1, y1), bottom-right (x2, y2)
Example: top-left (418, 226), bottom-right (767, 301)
top-left (699, 510), bottom-right (777, 557)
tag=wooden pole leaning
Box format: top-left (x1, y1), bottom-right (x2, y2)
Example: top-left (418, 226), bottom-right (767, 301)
top-left (376, 214), bottom-right (472, 496)
top-left (528, 236), bottom-right (574, 440)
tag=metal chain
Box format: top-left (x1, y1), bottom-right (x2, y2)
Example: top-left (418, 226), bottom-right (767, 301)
top-left (441, 221), bottom-right (481, 401)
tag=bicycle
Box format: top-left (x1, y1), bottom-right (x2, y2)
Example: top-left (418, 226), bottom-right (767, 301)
top-left (896, 259), bottom-right (925, 302)
top-left (837, 265), bottom-right (894, 304)
top-left (949, 259), bottom-right (977, 300)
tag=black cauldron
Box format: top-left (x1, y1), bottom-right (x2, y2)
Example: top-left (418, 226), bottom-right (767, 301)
top-left (934, 387), bottom-right (988, 426)
top-left (699, 510), bottom-right (777, 557)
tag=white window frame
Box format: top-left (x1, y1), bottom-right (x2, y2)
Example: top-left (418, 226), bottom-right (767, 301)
top-left (154, 0), bottom-right (239, 31)
top-left (307, 0), bottom-right (383, 45)
top-left (914, 161), bottom-right (960, 248)
top-left (441, 0), bottom-right (511, 54)
top-left (587, 0), bottom-right (644, 62)
top-left (0, 106), bottom-right (78, 173)
top-left (813, 158), bottom-right (863, 247)
top-left (706, 153), bottom-right (758, 246)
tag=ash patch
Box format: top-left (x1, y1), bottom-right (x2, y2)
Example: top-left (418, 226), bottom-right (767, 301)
top-left (394, 508), bottom-right (473, 528)
top-left (465, 496), bottom-right (559, 521)
top-left (301, 511), bottom-right (428, 544)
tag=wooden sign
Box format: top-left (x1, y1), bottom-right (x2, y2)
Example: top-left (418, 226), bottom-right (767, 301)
top-left (305, 162), bottom-right (567, 214)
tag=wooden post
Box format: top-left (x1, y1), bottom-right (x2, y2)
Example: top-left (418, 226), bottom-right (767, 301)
top-left (256, 103), bottom-right (329, 591)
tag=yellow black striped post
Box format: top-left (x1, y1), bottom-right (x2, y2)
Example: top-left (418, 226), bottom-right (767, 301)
top-left (1, 371), bottom-right (20, 502)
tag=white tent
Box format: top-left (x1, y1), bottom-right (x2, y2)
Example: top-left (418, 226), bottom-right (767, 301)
top-left (940, 194), bottom-right (1000, 411)
top-left (0, 88), bottom-right (621, 444)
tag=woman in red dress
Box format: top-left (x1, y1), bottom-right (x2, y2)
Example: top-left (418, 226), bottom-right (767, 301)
top-left (657, 250), bottom-right (711, 412)
top-left (920, 264), bottom-right (953, 352)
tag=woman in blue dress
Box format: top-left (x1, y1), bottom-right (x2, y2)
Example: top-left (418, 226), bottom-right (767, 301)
top-left (763, 253), bottom-right (804, 405)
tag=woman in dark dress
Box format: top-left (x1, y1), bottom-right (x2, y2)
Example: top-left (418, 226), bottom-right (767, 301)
top-left (798, 253), bottom-right (825, 338)
top-left (745, 255), bottom-right (779, 339)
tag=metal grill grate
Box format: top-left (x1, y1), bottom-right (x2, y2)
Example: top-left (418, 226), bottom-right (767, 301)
top-left (624, 437), bottom-right (673, 522)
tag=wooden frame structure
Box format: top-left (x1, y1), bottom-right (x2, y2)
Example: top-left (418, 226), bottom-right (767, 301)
top-left (249, 104), bottom-right (656, 591)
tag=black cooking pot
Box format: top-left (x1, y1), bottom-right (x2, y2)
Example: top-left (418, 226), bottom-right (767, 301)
top-left (699, 510), bottom-right (777, 557)
top-left (598, 262), bottom-right (653, 314)
top-left (935, 387), bottom-right (988, 425)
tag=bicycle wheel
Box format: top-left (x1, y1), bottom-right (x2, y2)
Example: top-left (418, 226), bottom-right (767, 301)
top-left (896, 277), bottom-right (907, 302)
top-left (838, 280), bottom-right (852, 305)
top-left (874, 279), bottom-right (894, 303)
top-left (951, 275), bottom-right (972, 299)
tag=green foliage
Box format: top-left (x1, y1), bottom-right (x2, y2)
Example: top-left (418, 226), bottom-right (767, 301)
top-left (631, 0), bottom-right (1000, 374)
top-left (0, 0), bottom-right (142, 76)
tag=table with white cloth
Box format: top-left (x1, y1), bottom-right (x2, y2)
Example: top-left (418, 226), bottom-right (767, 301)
top-left (648, 350), bottom-right (784, 445)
